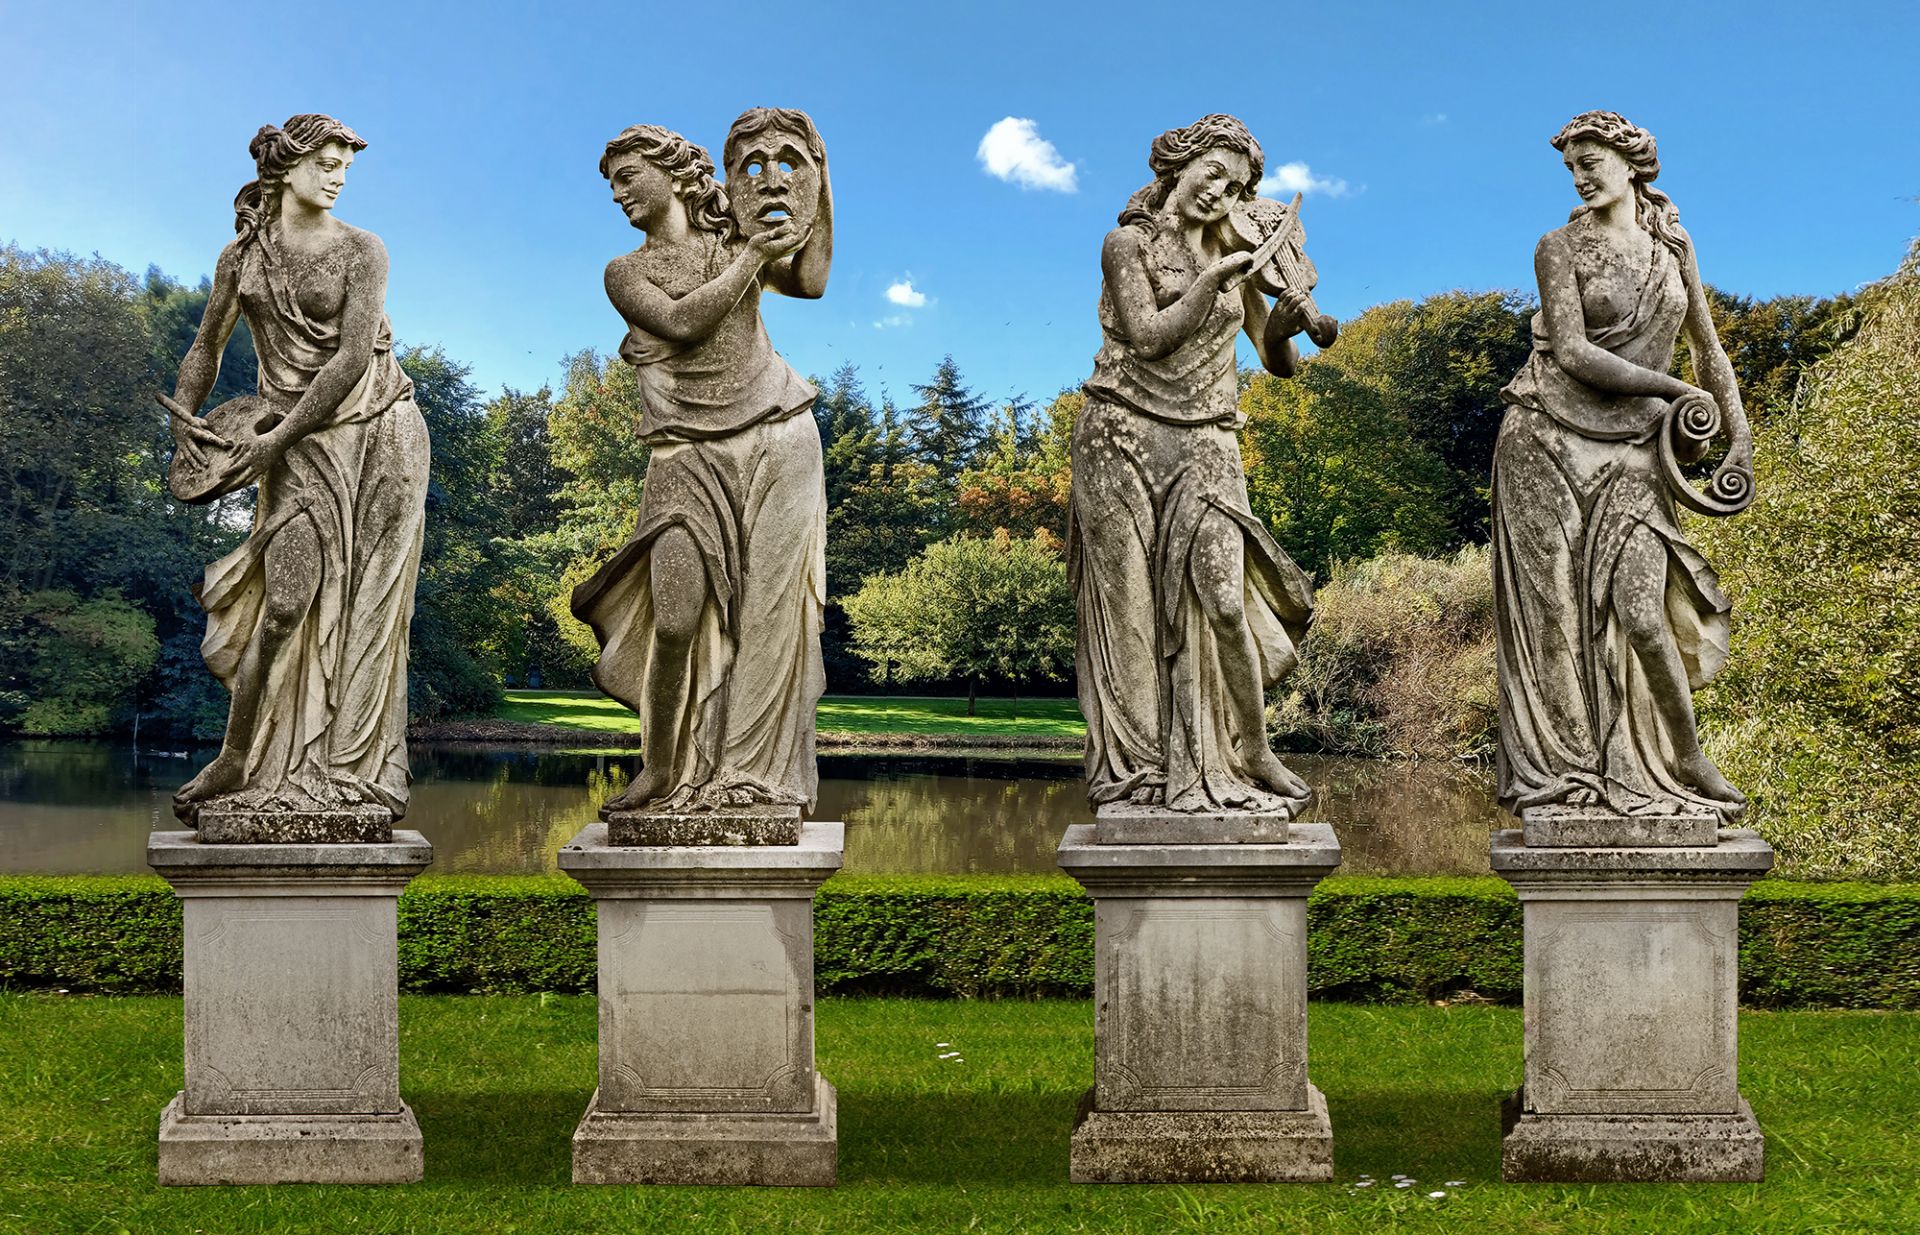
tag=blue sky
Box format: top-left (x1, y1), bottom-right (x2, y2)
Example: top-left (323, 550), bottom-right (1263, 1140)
top-left (5, 1), bottom-right (1916, 410)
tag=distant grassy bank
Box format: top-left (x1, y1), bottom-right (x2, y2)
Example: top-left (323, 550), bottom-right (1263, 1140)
top-left (433, 689), bottom-right (1086, 747)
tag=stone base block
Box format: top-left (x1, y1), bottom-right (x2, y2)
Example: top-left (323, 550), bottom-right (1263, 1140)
top-left (196, 805), bottom-right (393, 844)
top-left (1520, 807), bottom-right (1718, 848)
top-left (1092, 803), bottom-right (1292, 845)
top-left (1069, 1084), bottom-right (1333, 1183)
top-left (157, 1092), bottom-right (422, 1185)
top-left (572, 1076), bottom-right (837, 1186)
top-left (1501, 1089), bottom-right (1764, 1182)
top-left (604, 807), bottom-right (802, 846)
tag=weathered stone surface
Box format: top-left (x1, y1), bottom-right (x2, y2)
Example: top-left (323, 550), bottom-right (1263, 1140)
top-left (1501, 1091), bottom-right (1764, 1183)
top-left (571, 109), bottom-right (833, 822)
top-left (149, 830), bottom-right (430, 1184)
top-left (197, 805), bottom-right (393, 845)
top-left (606, 806), bottom-right (801, 847)
top-left (1059, 823), bottom-right (1339, 1182)
top-left (1521, 806), bottom-right (1718, 848)
top-left (164, 114), bottom-right (426, 832)
top-left (1073, 114), bottom-right (1332, 830)
top-left (1492, 828), bottom-right (1772, 1180)
top-left (157, 1093), bottom-right (423, 1186)
top-left (1070, 1084), bottom-right (1333, 1183)
top-left (1093, 803), bottom-right (1291, 845)
top-left (1492, 110), bottom-right (1755, 837)
top-left (560, 821), bottom-right (843, 1184)
top-left (572, 1077), bottom-right (837, 1187)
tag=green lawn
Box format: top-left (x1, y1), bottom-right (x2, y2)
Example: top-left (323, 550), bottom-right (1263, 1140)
top-left (497, 689), bottom-right (1086, 739)
top-left (2, 996), bottom-right (1913, 1233)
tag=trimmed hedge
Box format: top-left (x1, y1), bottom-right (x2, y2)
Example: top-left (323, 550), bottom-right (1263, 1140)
top-left (1, 874), bottom-right (1914, 1008)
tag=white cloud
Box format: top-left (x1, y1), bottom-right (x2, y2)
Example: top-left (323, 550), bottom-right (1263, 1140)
top-left (873, 315), bottom-right (912, 330)
top-left (886, 279), bottom-right (927, 308)
top-left (977, 117), bottom-right (1078, 192)
top-left (1257, 161), bottom-right (1349, 198)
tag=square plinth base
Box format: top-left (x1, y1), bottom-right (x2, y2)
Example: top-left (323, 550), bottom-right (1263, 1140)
top-left (1070, 1085), bottom-right (1332, 1183)
top-left (1520, 807), bottom-right (1719, 848)
top-left (572, 1076), bottom-right (838, 1186)
top-left (605, 807), bottom-right (802, 847)
top-left (195, 804), bottom-right (393, 844)
top-left (1501, 1089), bottom-right (1764, 1182)
top-left (157, 1092), bottom-right (422, 1185)
top-left (1091, 804), bottom-right (1293, 845)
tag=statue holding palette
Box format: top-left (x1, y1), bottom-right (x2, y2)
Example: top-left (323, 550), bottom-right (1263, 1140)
top-left (162, 113), bottom-right (428, 837)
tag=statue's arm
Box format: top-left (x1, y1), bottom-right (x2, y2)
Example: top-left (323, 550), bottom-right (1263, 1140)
top-left (1104, 228), bottom-right (1250, 361)
top-left (606, 243), bottom-right (767, 343)
top-left (1676, 226), bottom-right (1751, 461)
top-left (1245, 284), bottom-right (1315, 379)
top-left (1535, 231), bottom-right (1691, 399)
top-left (765, 155), bottom-right (833, 300)
top-left (164, 243), bottom-right (244, 416)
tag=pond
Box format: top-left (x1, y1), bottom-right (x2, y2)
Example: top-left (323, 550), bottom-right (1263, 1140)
top-left (0, 741), bottom-right (1509, 878)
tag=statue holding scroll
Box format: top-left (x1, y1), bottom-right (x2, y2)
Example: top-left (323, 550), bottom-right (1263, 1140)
top-left (1071, 114), bottom-right (1328, 820)
top-left (571, 109), bottom-right (832, 820)
top-left (162, 115), bottom-right (429, 831)
top-left (1493, 110), bottom-right (1755, 826)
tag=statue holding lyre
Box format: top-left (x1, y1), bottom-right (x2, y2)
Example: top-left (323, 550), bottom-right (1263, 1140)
top-left (1493, 110), bottom-right (1755, 829)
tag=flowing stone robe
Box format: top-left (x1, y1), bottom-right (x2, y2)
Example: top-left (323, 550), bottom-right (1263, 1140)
top-left (571, 229), bottom-right (826, 811)
top-left (185, 230), bottom-right (428, 821)
top-left (1492, 236), bottom-right (1739, 820)
top-left (1070, 216), bottom-right (1314, 813)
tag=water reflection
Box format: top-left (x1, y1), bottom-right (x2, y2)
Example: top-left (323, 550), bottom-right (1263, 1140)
top-left (0, 742), bottom-right (1507, 877)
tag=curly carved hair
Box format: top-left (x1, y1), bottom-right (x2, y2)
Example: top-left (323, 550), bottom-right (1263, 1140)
top-left (599, 124), bottom-right (735, 237)
top-left (1552, 110), bottom-right (1687, 256)
top-left (1119, 114), bottom-right (1265, 227)
top-left (232, 114), bottom-right (366, 246)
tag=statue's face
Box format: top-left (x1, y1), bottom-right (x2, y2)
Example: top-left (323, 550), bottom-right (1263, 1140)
top-left (606, 151), bottom-right (678, 232)
top-left (1168, 147), bottom-right (1250, 227)
top-left (1563, 138), bottom-right (1632, 212)
top-left (285, 140), bottom-right (355, 213)
top-left (726, 124), bottom-right (820, 239)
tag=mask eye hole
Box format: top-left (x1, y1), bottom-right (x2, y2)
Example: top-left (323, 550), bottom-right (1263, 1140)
top-left (778, 159), bottom-right (793, 174)
top-left (747, 161), bottom-right (763, 176)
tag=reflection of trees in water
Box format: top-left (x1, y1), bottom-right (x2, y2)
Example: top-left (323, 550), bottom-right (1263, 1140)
top-left (1292, 756), bottom-right (1503, 876)
top-left (832, 773), bottom-right (1087, 874)
top-left (4, 742), bottom-right (1505, 878)
top-left (408, 760), bottom-right (628, 876)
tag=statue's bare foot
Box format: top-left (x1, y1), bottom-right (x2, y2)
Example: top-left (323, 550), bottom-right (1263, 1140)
top-left (1250, 750), bottom-right (1310, 804)
top-left (1128, 785), bottom-right (1165, 806)
top-left (173, 747), bottom-right (247, 824)
top-left (602, 765), bottom-right (669, 817)
top-left (1567, 787), bottom-right (1600, 807)
top-left (1678, 750), bottom-right (1746, 808)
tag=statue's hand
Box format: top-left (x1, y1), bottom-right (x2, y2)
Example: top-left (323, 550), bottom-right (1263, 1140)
top-left (748, 218), bottom-right (811, 263)
top-left (1270, 288), bottom-right (1314, 336)
top-left (217, 428), bottom-right (289, 488)
top-left (158, 392), bottom-right (228, 452)
top-left (1201, 250), bottom-right (1255, 292)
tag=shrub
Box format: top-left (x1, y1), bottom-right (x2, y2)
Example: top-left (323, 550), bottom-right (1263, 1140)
top-left (1692, 242), bottom-right (1920, 880)
top-left (1270, 546), bottom-right (1497, 760)
top-left (2, 875), bottom-right (1913, 1009)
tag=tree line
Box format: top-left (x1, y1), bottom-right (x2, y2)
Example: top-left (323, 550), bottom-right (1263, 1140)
top-left (0, 240), bottom-right (1860, 737)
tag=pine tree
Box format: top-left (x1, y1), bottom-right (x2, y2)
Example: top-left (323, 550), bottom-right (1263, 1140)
top-left (907, 355), bottom-right (990, 491)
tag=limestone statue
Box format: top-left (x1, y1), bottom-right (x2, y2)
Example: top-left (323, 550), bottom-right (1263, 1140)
top-left (1071, 114), bottom-right (1325, 821)
top-left (571, 108), bottom-right (832, 820)
top-left (1493, 110), bottom-right (1756, 828)
top-left (161, 115), bottom-right (429, 831)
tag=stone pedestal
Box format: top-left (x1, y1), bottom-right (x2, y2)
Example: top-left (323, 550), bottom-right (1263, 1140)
top-left (558, 821), bottom-right (843, 1186)
top-left (1057, 822), bottom-right (1340, 1182)
top-left (147, 829), bottom-right (432, 1185)
top-left (1491, 826), bottom-right (1773, 1182)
